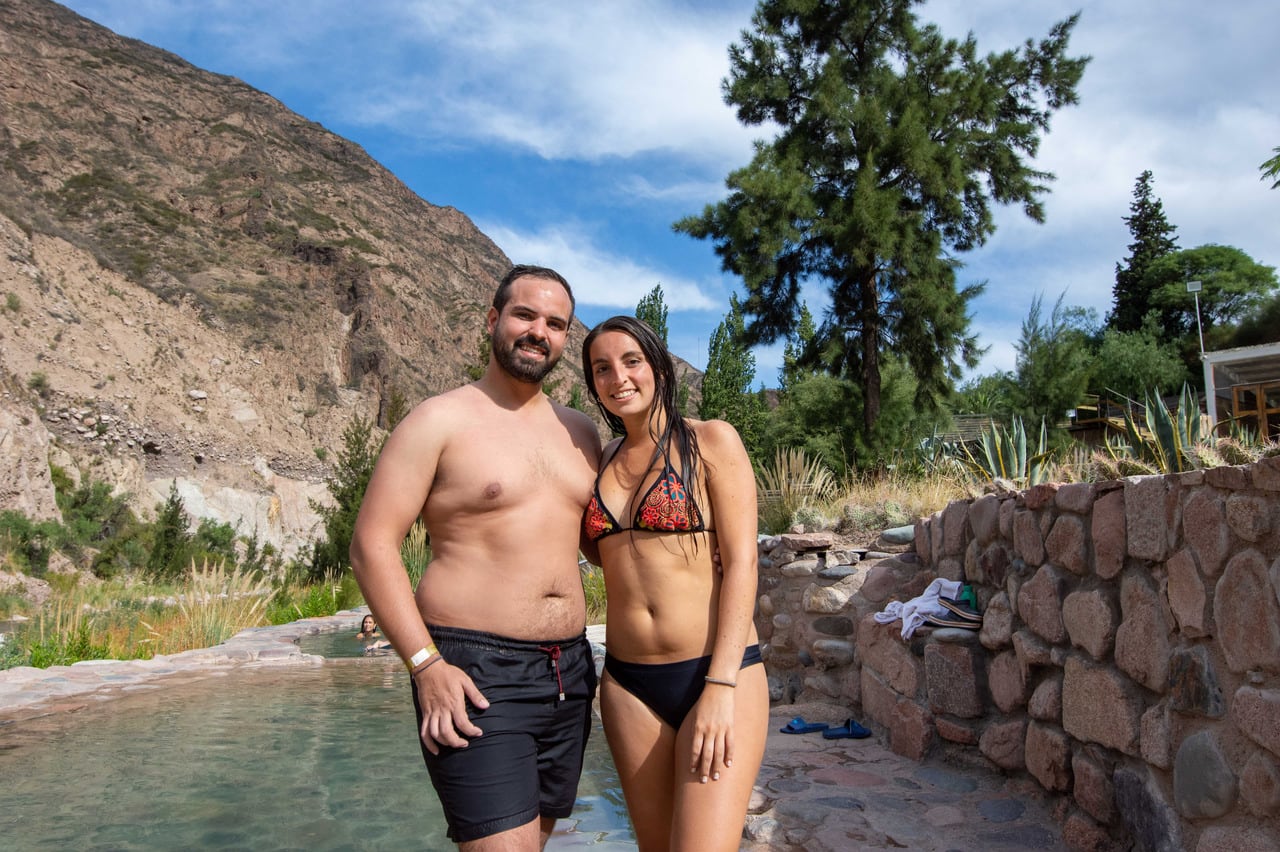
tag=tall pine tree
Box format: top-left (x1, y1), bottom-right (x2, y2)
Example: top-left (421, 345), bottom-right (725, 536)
top-left (676, 0), bottom-right (1086, 445)
top-left (1108, 170), bottom-right (1178, 332)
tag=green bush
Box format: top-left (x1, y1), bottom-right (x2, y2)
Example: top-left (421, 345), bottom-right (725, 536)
top-left (266, 574), bottom-right (362, 625)
top-left (581, 561), bottom-right (606, 625)
top-left (0, 510), bottom-right (67, 575)
top-left (25, 621), bottom-right (112, 668)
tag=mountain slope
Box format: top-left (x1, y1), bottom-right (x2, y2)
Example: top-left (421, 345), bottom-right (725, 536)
top-left (0, 0), bottom-right (606, 554)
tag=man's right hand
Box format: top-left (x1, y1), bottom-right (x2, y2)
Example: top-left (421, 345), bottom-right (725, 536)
top-left (412, 661), bottom-right (489, 754)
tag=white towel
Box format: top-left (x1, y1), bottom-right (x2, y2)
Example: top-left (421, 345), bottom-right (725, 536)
top-left (873, 578), bottom-right (963, 639)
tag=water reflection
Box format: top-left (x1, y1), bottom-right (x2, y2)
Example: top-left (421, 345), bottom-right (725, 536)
top-left (0, 655), bottom-right (633, 850)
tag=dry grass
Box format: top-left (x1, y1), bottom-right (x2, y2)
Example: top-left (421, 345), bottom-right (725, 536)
top-left (755, 446), bottom-right (967, 541)
top-left (11, 559), bottom-right (273, 667)
top-left (138, 559), bottom-right (272, 654)
top-left (830, 469), bottom-right (967, 543)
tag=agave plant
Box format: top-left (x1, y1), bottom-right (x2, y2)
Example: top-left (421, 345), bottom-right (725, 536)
top-left (1118, 383), bottom-right (1207, 474)
top-left (955, 417), bottom-right (1054, 487)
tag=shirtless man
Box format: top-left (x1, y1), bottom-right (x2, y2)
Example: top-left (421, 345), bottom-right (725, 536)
top-left (349, 265), bottom-right (602, 850)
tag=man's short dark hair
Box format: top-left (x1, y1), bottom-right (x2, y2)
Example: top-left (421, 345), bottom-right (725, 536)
top-left (492, 265), bottom-right (575, 316)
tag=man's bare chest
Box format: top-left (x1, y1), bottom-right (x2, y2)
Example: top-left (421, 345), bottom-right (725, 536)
top-left (434, 426), bottom-right (593, 511)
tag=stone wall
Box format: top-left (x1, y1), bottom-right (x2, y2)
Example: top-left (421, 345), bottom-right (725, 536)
top-left (757, 458), bottom-right (1280, 852)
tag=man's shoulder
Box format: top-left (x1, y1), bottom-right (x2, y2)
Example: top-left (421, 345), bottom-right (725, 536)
top-left (550, 399), bottom-right (602, 436)
top-left (386, 384), bottom-right (486, 446)
top-left (408, 383), bottom-right (484, 417)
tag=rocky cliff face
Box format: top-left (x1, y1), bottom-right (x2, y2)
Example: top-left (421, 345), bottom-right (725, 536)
top-left (0, 0), bottom-right (615, 556)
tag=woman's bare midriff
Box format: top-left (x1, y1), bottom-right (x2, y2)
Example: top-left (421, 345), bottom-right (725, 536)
top-left (599, 532), bottom-right (754, 663)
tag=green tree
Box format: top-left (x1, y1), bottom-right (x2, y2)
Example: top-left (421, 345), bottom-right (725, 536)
top-left (635, 282), bottom-right (692, 412)
top-left (951, 372), bottom-right (1018, 421)
top-left (780, 302), bottom-right (818, 396)
top-left (1108, 170), bottom-right (1179, 332)
top-left (309, 415), bottom-right (381, 580)
top-left (1228, 291), bottom-right (1280, 348)
top-left (676, 0), bottom-right (1085, 445)
top-left (1261, 146), bottom-right (1280, 190)
top-left (1090, 322), bottom-right (1189, 401)
top-left (1013, 293), bottom-right (1094, 428)
top-left (700, 295), bottom-right (767, 456)
top-left (635, 283), bottom-right (670, 344)
top-left (1145, 244), bottom-right (1279, 339)
top-left (761, 373), bottom-right (861, 474)
top-left (147, 481), bottom-right (191, 580)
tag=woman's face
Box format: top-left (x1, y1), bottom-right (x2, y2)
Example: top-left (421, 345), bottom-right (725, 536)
top-left (361, 616), bottom-right (376, 632)
top-left (589, 330), bottom-right (655, 419)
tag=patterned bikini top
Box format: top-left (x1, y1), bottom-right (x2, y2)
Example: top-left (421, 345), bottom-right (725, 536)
top-left (584, 450), bottom-right (711, 542)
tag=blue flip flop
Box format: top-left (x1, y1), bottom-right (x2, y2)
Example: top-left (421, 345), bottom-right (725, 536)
top-left (779, 716), bottom-right (829, 734)
top-left (822, 718), bottom-right (871, 739)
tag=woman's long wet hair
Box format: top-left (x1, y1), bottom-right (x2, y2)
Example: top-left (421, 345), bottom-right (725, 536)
top-left (582, 315), bottom-right (702, 506)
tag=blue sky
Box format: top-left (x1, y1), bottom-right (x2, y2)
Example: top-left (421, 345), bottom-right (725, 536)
top-left (57, 0), bottom-right (1280, 388)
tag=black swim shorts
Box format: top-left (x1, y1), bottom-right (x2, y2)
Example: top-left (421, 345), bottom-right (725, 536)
top-left (410, 625), bottom-right (597, 843)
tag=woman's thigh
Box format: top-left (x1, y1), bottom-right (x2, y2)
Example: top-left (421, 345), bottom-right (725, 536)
top-left (671, 664), bottom-right (769, 852)
top-left (600, 674), bottom-right (678, 849)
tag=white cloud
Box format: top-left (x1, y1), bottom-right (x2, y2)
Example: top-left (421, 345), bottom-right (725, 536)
top-left (56, 0), bottom-right (1280, 389)
top-left (334, 1), bottom-right (760, 165)
top-left (476, 220), bottom-right (719, 312)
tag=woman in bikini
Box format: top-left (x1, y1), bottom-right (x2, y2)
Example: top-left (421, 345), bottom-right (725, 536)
top-left (581, 315), bottom-right (767, 852)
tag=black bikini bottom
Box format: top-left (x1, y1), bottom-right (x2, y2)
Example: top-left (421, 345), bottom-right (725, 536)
top-left (604, 644), bottom-right (762, 730)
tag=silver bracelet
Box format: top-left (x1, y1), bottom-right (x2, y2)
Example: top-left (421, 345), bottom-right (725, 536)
top-left (704, 676), bottom-right (737, 688)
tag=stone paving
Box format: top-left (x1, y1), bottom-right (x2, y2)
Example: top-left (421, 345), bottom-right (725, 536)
top-left (0, 611), bottom-right (1068, 850)
top-left (745, 700), bottom-right (1067, 851)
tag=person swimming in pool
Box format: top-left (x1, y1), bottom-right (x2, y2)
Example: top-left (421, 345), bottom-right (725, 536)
top-left (355, 614), bottom-right (381, 640)
top-left (581, 315), bottom-right (767, 852)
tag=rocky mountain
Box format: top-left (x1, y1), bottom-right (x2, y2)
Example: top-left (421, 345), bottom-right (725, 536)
top-left (0, 0), bottom-right (696, 558)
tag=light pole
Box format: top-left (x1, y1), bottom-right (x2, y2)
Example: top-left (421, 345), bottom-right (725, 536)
top-left (1187, 279), bottom-right (1205, 358)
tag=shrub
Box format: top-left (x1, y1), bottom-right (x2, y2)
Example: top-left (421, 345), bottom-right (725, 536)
top-left (27, 371), bottom-right (49, 396)
top-left (142, 560), bottom-right (272, 653)
top-left (400, 521), bottom-right (430, 589)
top-left (581, 561), bottom-right (606, 625)
top-left (756, 448), bottom-right (839, 535)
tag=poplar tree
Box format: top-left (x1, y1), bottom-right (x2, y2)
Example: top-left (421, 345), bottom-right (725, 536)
top-left (635, 283), bottom-right (670, 344)
top-left (1108, 171), bottom-right (1179, 332)
top-left (700, 295), bottom-right (766, 455)
top-left (676, 0), bottom-right (1087, 443)
top-left (633, 283), bottom-right (691, 413)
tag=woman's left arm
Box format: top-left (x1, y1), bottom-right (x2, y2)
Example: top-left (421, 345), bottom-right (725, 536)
top-left (688, 419), bottom-right (759, 782)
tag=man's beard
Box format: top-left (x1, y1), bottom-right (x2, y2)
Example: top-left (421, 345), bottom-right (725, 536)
top-left (493, 333), bottom-right (560, 384)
